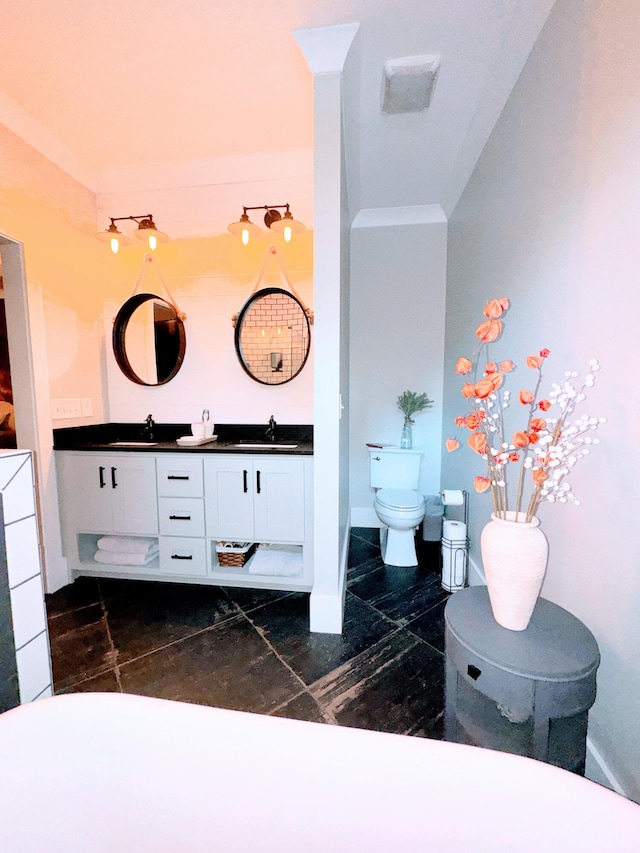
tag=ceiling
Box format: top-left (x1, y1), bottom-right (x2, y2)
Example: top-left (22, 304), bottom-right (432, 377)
top-left (0, 0), bottom-right (555, 220)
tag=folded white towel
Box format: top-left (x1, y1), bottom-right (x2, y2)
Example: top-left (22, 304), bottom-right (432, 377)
top-left (94, 547), bottom-right (159, 566)
top-left (96, 536), bottom-right (158, 555)
top-left (248, 544), bottom-right (303, 577)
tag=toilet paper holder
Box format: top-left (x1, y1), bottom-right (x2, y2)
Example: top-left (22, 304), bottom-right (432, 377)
top-left (440, 490), bottom-right (469, 592)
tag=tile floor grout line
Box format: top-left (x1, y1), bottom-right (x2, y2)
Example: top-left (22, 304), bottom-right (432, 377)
top-left (112, 612), bottom-right (247, 674)
top-left (240, 608), bottom-right (339, 726)
top-left (98, 581), bottom-right (123, 692)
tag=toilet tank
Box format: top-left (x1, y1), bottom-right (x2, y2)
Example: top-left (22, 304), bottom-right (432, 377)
top-left (369, 447), bottom-right (422, 489)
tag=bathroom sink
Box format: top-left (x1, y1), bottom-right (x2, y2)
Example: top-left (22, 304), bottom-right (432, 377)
top-left (107, 441), bottom-right (160, 446)
top-left (232, 443), bottom-right (298, 449)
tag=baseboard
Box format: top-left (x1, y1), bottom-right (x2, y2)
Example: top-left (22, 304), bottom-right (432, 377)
top-left (309, 513), bottom-right (350, 635)
top-left (585, 736), bottom-right (635, 800)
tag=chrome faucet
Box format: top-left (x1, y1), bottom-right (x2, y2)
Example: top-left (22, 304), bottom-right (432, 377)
top-left (265, 415), bottom-right (276, 442)
top-left (140, 414), bottom-right (155, 441)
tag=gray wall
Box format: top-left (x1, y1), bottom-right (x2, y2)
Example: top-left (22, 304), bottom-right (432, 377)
top-left (442, 0), bottom-right (640, 799)
top-left (349, 208), bottom-right (447, 519)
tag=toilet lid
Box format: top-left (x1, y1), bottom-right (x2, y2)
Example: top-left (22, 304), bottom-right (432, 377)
top-left (376, 488), bottom-right (424, 511)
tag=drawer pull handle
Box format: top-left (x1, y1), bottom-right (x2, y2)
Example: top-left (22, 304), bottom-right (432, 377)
top-left (167, 475), bottom-right (190, 481)
top-left (99, 466), bottom-right (106, 488)
top-left (111, 466), bottom-right (118, 489)
top-left (256, 470), bottom-right (261, 494)
top-left (243, 470), bottom-right (248, 493)
top-left (169, 515), bottom-right (191, 521)
top-left (171, 554), bottom-right (193, 560)
top-left (467, 664), bottom-right (481, 681)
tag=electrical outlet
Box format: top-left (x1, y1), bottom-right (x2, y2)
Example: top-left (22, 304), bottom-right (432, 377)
top-left (81, 398), bottom-right (93, 417)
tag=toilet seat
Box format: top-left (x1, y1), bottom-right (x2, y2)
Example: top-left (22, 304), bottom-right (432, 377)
top-left (376, 488), bottom-right (424, 512)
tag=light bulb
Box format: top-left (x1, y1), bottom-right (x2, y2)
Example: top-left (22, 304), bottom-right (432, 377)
top-left (148, 234), bottom-right (157, 251)
top-left (110, 236), bottom-right (119, 254)
top-left (242, 227), bottom-right (250, 246)
top-left (283, 224), bottom-right (292, 242)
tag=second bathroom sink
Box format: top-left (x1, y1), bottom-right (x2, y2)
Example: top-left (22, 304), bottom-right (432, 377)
top-left (232, 443), bottom-right (298, 449)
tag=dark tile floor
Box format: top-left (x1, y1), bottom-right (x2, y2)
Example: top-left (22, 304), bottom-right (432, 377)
top-left (45, 529), bottom-right (449, 739)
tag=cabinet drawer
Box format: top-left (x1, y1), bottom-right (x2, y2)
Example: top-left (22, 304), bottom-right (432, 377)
top-left (156, 457), bottom-right (203, 497)
top-left (159, 537), bottom-right (207, 576)
top-left (158, 498), bottom-right (205, 537)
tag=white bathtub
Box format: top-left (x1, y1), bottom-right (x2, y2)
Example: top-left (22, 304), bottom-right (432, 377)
top-left (0, 692), bottom-right (638, 852)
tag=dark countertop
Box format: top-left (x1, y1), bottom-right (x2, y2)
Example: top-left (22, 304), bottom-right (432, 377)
top-left (53, 423), bottom-right (313, 456)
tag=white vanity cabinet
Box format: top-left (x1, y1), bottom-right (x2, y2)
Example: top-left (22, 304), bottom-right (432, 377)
top-left (56, 452), bottom-right (159, 577)
top-left (204, 456), bottom-right (305, 543)
top-left (58, 453), bottom-right (158, 535)
top-left (156, 455), bottom-right (207, 577)
top-left (55, 449), bottom-right (313, 592)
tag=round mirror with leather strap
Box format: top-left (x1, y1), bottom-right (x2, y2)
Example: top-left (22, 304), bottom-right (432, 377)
top-left (113, 292), bottom-right (186, 386)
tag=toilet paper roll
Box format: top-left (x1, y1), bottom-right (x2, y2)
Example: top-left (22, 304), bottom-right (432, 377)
top-left (443, 520), bottom-right (467, 542)
top-left (441, 489), bottom-right (464, 506)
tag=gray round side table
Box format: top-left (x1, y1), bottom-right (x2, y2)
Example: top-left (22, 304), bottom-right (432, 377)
top-left (444, 586), bottom-right (600, 775)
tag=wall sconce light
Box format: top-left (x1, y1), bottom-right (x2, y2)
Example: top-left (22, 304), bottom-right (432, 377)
top-left (95, 214), bottom-right (170, 254)
top-left (227, 204), bottom-right (305, 245)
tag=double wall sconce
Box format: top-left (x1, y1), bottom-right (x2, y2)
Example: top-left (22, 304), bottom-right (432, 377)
top-left (95, 214), bottom-right (170, 254)
top-left (227, 204), bottom-right (305, 245)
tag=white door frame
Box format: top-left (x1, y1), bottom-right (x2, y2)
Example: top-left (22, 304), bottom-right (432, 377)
top-left (0, 233), bottom-right (69, 592)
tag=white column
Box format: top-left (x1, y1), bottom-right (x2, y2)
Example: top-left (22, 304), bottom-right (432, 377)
top-left (293, 23), bottom-right (358, 633)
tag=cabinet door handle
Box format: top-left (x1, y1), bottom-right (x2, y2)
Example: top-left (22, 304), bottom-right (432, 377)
top-left (167, 475), bottom-right (189, 481)
top-left (111, 466), bottom-right (118, 489)
top-left (171, 553), bottom-right (193, 560)
top-left (99, 466), bottom-right (106, 488)
top-left (256, 470), bottom-right (261, 494)
top-left (243, 470), bottom-right (248, 493)
top-left (169, 515), bottom-right (191, 521)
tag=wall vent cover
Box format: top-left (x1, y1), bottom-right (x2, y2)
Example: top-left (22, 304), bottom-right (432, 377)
top-left (381, 54), bottom-right (440, 114)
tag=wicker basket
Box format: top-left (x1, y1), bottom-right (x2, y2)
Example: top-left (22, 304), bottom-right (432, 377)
top-left (216, 542), bottom-right (257, 567)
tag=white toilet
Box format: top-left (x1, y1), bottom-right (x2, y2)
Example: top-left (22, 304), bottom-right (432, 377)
top-left (369, 447), bottom-right (425, 567)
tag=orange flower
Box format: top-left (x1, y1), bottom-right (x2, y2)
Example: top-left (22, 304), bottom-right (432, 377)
top-left (485, 361), bottom-right (497, 374)
top-left (529, 417), bottom-right (546, 432)
top-left (509, 452), bottom-right (520, 462)
top-left (475, 319), bottom-right (502, 342)
top-left (519, 389), bottom-right (535, 405)
top-left (527, 432), bottom-right (540, 444)
top-left (454, 415), bottom-right (466, 427)
top-left (513, 431), bottom-right (529, 448)
top-left (483, 298), bottom-right (508, 319)
top-left (456, 356), bottom-right (473, 374)
top-left (532, 467), bottom-right (548, 484)
top-left (499, 359), bottom-right (515, 372)
top-left (489, 373), bottom-right (504, 391)
top-left (473, 476), bottom-right (491, 493)
top-left (468, 432), bottom-right (488, 454)
top-left (445, 438), bottom-right (460, 453)
top-left (538, 399), bottom-right (551, 411)
top-left (466, 412), bottom-right (482, 430)
top-left (461, 383), bottom-right (476, 399)
top-left (473, 377), bottom-right (495, 399)
top-left (526, 354), bottom-right (543, 369)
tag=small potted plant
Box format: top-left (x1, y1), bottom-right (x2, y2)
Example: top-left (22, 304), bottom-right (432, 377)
top-left (396, 390), bottom-right (433, 449)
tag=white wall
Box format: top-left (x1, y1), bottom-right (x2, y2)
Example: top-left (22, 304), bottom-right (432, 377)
top-left (350, 206), bottom-right (447, 522)
top-left (103, 241), bottom-right (313, 426)
top-left (442, 0), bottom-right (640, 800)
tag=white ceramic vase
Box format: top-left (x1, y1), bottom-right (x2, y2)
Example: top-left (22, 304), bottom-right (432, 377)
top-left (480, 511), bottom-right (549, 631)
